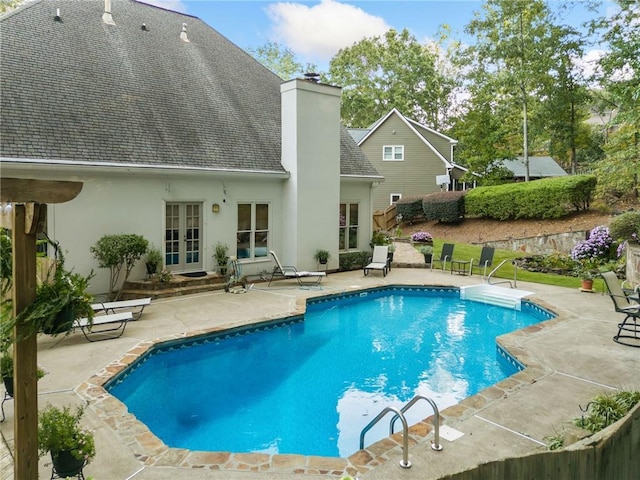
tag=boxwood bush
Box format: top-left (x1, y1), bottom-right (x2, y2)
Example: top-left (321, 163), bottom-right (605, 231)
top-left (465, 175), bottom-right (597, 220)
top-left (395, 196), bottom-right (424, 224)
top-left (422, 191), bottom-right (466, 223)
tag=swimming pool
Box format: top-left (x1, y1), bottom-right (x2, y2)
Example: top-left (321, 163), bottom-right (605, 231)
top-left (107, 286), bottom-right (554, 457)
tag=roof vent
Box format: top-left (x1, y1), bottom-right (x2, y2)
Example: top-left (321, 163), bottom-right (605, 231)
top-left (54, 8), bottom-right (61, 22)
top-left (141, 23), bottom-right (148, 31)
top-left (102, 0), bottom-right (115, 25)
top-left (180, 23), bottom-right (189, 42)
top-left (304, 72), bottom-right (320, 83)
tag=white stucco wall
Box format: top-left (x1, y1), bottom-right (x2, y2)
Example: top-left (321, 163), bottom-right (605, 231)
top-left (1, 166), bottom-right (286, 294)
top-left (281, 79), bottom-right (342, 271)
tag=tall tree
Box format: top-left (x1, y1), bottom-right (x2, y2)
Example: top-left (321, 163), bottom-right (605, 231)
top-left (323, 29), bottom-right (455, 129)
top-left (594, 0), bottom-right (640, 199)
top-left (462, 0), bottom-right (558, 181)
top-left (247, 42), bottom-right (316, 80)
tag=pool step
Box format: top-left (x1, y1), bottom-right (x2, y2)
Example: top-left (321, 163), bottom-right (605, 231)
top-left (460, 284), bottom-right (533, 310)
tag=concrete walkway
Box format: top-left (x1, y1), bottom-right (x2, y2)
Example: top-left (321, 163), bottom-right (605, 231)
top-left (1, 243), bottom-right (638, 479)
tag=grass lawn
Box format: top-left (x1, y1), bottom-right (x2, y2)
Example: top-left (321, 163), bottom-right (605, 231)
top-left (427, 240), bottom-right (603, 292)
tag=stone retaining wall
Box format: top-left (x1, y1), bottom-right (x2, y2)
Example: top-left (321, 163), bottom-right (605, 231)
top-left (481, 231), bottom-right (589, 255)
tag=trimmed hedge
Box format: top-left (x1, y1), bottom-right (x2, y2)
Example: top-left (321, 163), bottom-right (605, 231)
top-left (395, 196), bottom-right (424, 223)
top-left (465, 175), bottom-right (597, 220)
top-left (422, 191), bottom-right (466, 223)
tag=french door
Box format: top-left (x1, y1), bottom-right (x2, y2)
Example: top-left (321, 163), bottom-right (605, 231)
top-left (165, 202), bottom-right (202, 272)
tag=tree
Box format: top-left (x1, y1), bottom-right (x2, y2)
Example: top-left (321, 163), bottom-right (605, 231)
top-left (90, 234), bottom-right (148, 301)
top-left (594, 0), bottom-right (640, 199)
top-left (462, 0), bottom-right (558, 181)
top-left (247, 42), bottom-right (316, 80)
top-left (324, 29), bottom-right (455, 129)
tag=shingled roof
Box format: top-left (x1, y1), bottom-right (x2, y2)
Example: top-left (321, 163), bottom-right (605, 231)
top-left (0, 0), bottom-right (377, 177)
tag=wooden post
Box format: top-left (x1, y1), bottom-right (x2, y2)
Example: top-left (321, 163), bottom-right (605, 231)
top-left (1, 178), bottom-right (83, 480)
top-left (12, 204), bottom-right (40, 480)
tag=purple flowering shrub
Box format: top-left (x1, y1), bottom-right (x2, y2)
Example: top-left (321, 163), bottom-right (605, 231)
top-left (570, 226), bottom-right (613, 261)
top-left (411, 231), bottom-right (433, 243)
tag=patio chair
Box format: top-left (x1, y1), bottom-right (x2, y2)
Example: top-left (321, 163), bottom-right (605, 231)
top-left (72, 311), bottom-right (133, 342)
top-left (364, 246), bottom-right (390, 277)
top-left (430, 243), bottom-right (455, 271)
top-left (470, 246), bottom-right (495, 278)
top-left (267, 251), bottom-right (326, 286)
top-left (91, 297), bottom-right (151, 320)
top-left (601, 271), bottom-right (640, 347)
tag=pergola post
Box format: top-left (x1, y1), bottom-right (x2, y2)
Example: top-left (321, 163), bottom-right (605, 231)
top-left (1, 178), bottom-right (83, 480)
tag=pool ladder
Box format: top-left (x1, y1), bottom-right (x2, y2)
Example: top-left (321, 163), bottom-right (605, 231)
top-left (359, 395), bottom-right (443, 469)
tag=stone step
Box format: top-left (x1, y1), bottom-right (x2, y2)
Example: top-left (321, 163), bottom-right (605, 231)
top-left (120, 273), bottom-right (227, 300)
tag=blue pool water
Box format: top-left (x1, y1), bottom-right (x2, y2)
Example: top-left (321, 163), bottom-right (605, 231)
top-left (107, 286), bottom-right (553, 457)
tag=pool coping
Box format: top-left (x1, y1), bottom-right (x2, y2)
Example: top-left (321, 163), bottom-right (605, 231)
top-left (75, 285), bottom-right (564, 477)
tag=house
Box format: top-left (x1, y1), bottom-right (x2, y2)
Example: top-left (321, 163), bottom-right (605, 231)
top-left (348, 108), bottom-right (468, 212)
top-left (0, 0), bottom-right (382, 294)
top-left (497, 156), bottom-right (568, 181)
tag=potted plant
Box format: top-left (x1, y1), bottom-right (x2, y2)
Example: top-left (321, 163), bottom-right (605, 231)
top-left (418, 245), bottom-right (434, 264)
top-left (145, 246), bottom-right (163, 277)
top-left (38, 404), bottom-right (96, 478)
top-left (411, 231), bottom-right (434, 245)
top-left (1, 351), bottom-right (45, 398)
top-left (314, 249), bottom-right (331, 265)
top-left (574, 260), bottom-right (596, 291)
top-left (214, 242), bottom-right (230, 275)
top-left (1, 249), bottom-right (94, 340)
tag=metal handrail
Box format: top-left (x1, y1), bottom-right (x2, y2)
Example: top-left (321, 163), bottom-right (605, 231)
top-left (486, 259), bottom-right (520, 288)
top-left (360, 406), bottom-right (412, 468)
top-left (390, 395), bottom-right (443, 451)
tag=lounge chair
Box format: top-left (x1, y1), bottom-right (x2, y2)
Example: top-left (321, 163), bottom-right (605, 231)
top-left (470, 246), bottom-right (495, 278)
top-left (601, 271), bottom-right (640, 347)
top-left (91, 297), bottom-right (151, 320)
top-left (267, 251), bottom-right (326, 286)
top-left (72, 311), bottom-right (133, 342)
top-left (430, 243), bottom-right (455, 271)
top-left (364, 246), bottom-right (390, 277)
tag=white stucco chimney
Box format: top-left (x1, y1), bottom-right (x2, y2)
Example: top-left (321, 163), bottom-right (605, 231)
top-left (280, 78), bottom-right (342, 270)
top-left (102, 0), bottom-right (115, 25)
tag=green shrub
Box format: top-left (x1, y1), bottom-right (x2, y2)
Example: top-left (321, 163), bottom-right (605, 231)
top-left (609, 211), bottom-right (640, 242)
top-left (465, 175), bottom-right (597, 220)
top-left (395, 196), bottom-right (424, 223)
top-left (576, 390), bottom-right (640, 434)
top-left (339, 251), bottom-right (369, 271)
top-left (422, 191), bottom-right (466, 223)
top-left (90, 234), bottom-right (148, 300)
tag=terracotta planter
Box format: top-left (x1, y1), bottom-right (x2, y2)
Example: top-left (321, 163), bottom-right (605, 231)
top-left (581, 279), bottom-right (594, 291)
top-left (51, 450), bottom-right (85, 478)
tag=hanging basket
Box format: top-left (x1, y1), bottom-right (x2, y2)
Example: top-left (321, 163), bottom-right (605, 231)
top-left (41, 305), bottom-right (76, 335)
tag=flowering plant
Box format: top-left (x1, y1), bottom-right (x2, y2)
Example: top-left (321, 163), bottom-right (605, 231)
top-left (38, 404), bottom-right (96, 461)
top-left (570, 226), bottom-right (613, 262)
top-left (573, 260), bottom-right (596, 281)
top-left (411, 231), bottom-right (433, 243)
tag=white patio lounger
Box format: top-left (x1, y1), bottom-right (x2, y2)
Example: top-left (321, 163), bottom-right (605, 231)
top-left (91, 297), bottom-right (151, 320)
top-left (267, 250), bottom-right (326, 286)
top-left (73, 311), bottom-right (133, 342)
top-left (363, 246), bottom-right (390, 277)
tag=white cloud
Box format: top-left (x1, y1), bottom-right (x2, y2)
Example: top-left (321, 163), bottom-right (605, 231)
top-left (266, 0), bottom-right (389, 62)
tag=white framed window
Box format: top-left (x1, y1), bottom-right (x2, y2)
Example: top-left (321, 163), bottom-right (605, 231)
top-left (390, 193), bottom-right (402, 204)
top-left (237, 202), bottom-right (269, 260)
top-left (339, 203), bottom-right (359, 251)
top-left (383, 145), bottom-right (404, 161)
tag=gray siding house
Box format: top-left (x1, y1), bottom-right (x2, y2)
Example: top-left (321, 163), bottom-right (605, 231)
top-left (0, 0), bottom-right (381, 294)
top-left (349, 109), bottom-right (467, 212)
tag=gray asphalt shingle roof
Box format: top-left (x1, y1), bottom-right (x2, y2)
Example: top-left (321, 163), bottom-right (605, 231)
top-left (1, 0), bottom-right (377, 177)
top-left (499, 157), bottom-right (568, 178)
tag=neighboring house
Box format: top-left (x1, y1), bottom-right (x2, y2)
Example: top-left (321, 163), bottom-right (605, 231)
top-left (0, 0), bottom-right (382, 294)
top-left (497, 157), bottom-right (568, 181)
top-left (349, 109), bottom-right (468, 212)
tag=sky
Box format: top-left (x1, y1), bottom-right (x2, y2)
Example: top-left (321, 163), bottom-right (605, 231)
top-left (144, 0), bottom-right (616, 71)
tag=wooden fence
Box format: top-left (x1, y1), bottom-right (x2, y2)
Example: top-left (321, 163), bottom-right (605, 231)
top-left (438, 402), bottom-right (640, 479)
top-left (373, 204), bottom-right (398, 232)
